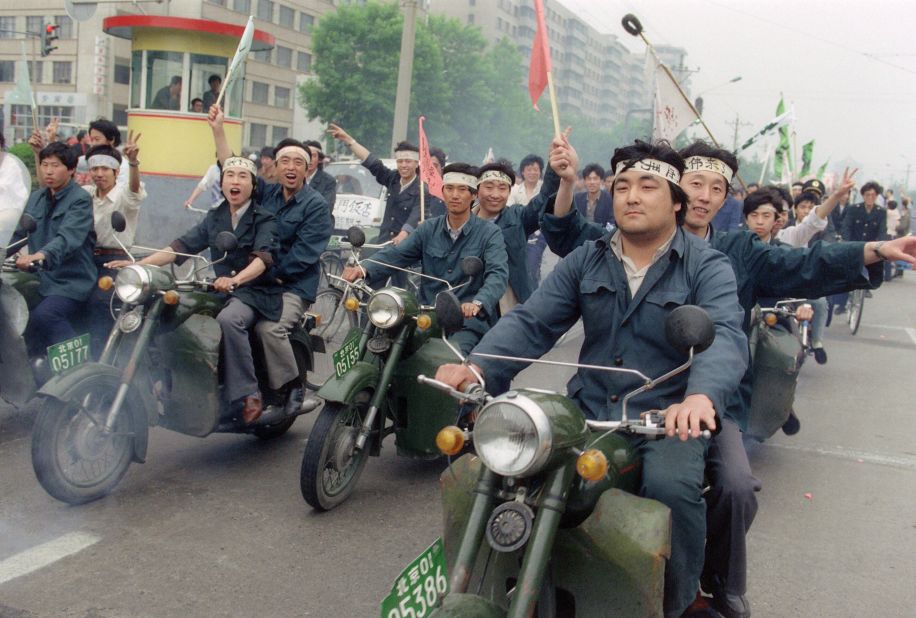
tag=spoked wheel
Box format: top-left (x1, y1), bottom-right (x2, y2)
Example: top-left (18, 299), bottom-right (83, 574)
top-left (847, 289), bottom-right (864, 335)
top-left (31, 386), bottom-right (134, 505)
top-left (300, 390), bottom-right (372, 511)
top-left (306, 287), bottom-right (362, 391)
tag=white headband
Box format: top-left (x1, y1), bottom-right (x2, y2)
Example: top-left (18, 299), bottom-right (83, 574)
top-left (750, 204), bottom-right (780, 216)
top-left (442, 172), bottom-right (478, 189)
top-left (223, 156), bottom-right (257, 176)
top-left (683, 156), bottom-right (734, 183)
top-left (87, 154), bottom-right (120, 170)
top-left (615, 158), bottom-right (681, 184)
top-left (275, 145), bottom-right (311, 166)
top-left (394, 150), bottom-right (420, 161)
top-left (478, 170), bottom-right (513, 187)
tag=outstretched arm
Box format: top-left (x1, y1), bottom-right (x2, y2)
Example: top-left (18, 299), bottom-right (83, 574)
top-left (207, 104), bottom-right (234, 165)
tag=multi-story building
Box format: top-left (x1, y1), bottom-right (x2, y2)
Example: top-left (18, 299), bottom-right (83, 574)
top-left (0, 0), bottom-right (334, 149)
top-left (428, 0), bottom-right (683, 127)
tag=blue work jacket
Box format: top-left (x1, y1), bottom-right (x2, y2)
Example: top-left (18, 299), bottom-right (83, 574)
top-left (841, 203), bottom-right (887, 242)
top-left (14, 180), bottom-right (96, 302)
top-left (539, 203), bottom-right (882, 428)
top-left (364, 214), bottom-right (508, 318)
top-left (573, 189), bottom-right (614, 228)
top-left (257, 180), bottom-right (332, 303)
top-left (472, 228), bottom-right (748, 423)
top-left (362, 154), bottom-right (428, 240)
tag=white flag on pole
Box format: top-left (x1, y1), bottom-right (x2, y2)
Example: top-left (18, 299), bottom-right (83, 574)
top-left (651, 57), bottom-right (696, 142)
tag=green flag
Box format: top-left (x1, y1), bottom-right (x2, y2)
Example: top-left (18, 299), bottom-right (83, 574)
top-left (4, 43), bottom-right (35, 107)
top-left (816, 159), bottom-right (829, 180)
top-left (773, 97), bottom-right (790, 179)
top-left (801, 140), bottom-right (814, 176)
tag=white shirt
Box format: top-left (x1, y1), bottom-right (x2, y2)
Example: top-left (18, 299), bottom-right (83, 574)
top-left (508, 180), bottom-right (542, 206)
top-left (609, 228), bottom-right (677, 296)
top-left (886, 207), bottom-right (901, 237)
top-left (197, 164), bottom-right (224, 209)
top-left (83, 181), bottom-right (147, 248)
top-left (776, 210), bottom-right (828, 247)
top-left (0, 152), bottom-right (30, 247)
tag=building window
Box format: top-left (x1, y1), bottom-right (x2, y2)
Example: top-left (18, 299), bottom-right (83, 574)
top-left (297, 51), bottom-right (311, 73)
top-left (114, 57), bottom-right (130, 85)
top-left (257, 0), bottom-right (274, 22)
top-left (0, 17), bottom-right (15, 39)
top-left (275, 86), bottom-right (290, 108)
top-left (26, 16), bottom-right (43, 35)
top-left (299, 13), bottom-right (314, 33)
top-left (55, 15), bottom-right (73, 39)
top-left (468, 14), bottom-right (474, 24)
top-left (279, 5), bottom-right (295, 27)
top-left (234, 0), bottom-right (251, 13)
top-left (252, 48), bottom-right (271, 63)
top-left (52, 61), bottom-right (72, 84)
top-left (251, 81), bottom-right (269, 105)
top-left (249, 123), bottom-right (268, 148)
top-left (112, 104), bottom-right (128, 126)
top-left (271, 126), bottom-right (288, 144)
top-left (469, 0), bottom-right (476, 5)
top-left (206, 0), bottom-right (226, 5)
top-left (276, 45), bottom-right (292, 68)
top-left (0, 61), bottom-right (13, 82)
top-left (27, 61), bottom-right (42, 83)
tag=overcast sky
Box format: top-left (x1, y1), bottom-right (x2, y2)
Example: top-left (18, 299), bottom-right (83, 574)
top-left (560, 0), bottom-right (916, 189)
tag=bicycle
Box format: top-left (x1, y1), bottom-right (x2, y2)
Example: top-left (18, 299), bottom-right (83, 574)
top-left (846, 288), bottom-right (865, 335)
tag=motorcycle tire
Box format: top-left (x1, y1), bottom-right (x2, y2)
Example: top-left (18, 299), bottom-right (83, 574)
top-left (252, 417), bottom-right (296, 440)
top-left (848, 290), bottom-right (864, 335)
top-left (299, 389), bottom-right (372, 511)
top-left (31, 390), bottom-right (133, 505)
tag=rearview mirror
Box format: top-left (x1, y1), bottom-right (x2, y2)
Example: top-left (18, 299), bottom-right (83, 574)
top-left (461, 256), bottom-right (483, 277)
top-left (435, 291), bottom-right (464, 335)
top-left (347, 226), bottom-right (365, 248)
top-left (110, 211), bottom-right (127, 233)
top-left (665, 305), bottom-right (715, 354)
top-left (17, 214), bottom-right (37, 234)
top-left (214, 231), bottom-right (239, 253)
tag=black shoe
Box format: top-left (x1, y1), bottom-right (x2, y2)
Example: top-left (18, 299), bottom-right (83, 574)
top-left (710, 591), bottom-right (751, 618)
top-left (782, 411), bottom-right (801, 435)
top-left (865, 290), bottom-right (873, 298)
top-left (813, 347), bottom-right (828, 365)
top-left (833, 305), bottom-right (846, 315)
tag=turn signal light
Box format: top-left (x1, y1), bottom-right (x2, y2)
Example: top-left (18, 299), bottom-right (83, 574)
top-left (764, 313), bottom-right (777, 326)
top-left (98, 276), bottom-right (113, 291)
top-left (576, 449), bottom-right (609, 482)
top-left (436, 425), bottom-right (466, 456)
top-left (416, 313), bottom-right (432, 330)
top-left (344, 297), bottom-right (360, 312)
top-left (163, 290), bottom-right (180, 305)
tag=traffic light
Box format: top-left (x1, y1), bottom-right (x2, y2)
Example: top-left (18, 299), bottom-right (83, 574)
top-left (41, 23), bottom-right (60, 57)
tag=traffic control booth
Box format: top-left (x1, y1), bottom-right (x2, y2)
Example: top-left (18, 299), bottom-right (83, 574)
top-left (102, 16), bottom-right (274, 178)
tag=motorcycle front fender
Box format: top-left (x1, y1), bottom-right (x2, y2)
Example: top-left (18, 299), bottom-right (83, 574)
top-left (38, 362), bottom-right (152, 463)
top-left (316, 360), bottom-right (379, 404)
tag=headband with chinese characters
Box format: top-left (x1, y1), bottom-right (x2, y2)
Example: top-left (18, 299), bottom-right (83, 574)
top-left (87, 155), bottom-right (121, 170)
top-left (683, 156), bottom-right (735, 183)
top-left (223, 156), bottom-right (258, 176)
top-left (614, 158), bottom-right (681, 184)
top-left (477, 169), bottom-right (513, 187)
top-left (275, 145), bottom-right (311, 166)
top-left (749, 204), bottom-right (780, 216)
top-left (394, 150), bottom-right (420, 162)
top-left (442, 172), bottom-right (478, 189)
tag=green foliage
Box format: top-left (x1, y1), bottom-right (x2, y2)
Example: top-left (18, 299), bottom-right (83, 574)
top-left (7, 143), bottom-right (38, 190)
top-left (302, 2), bottom-right (641, 171)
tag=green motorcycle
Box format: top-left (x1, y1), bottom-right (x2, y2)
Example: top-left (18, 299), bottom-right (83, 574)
top-left (383, 296), bottom-right (716, 617)
top-left (29, 216), bottom-right (320, 505)
top-left (299, 228), bottom-right (484, 511)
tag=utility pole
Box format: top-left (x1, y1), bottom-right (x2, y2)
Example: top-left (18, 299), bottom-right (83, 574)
top-left (727, 112), bottom-right (752, 152)
top-left (391, 0), bottom-right (419, 153)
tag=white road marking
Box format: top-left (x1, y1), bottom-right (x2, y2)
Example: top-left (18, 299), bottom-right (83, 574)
top-left (906, 328), bottom-right (916, 346)
top-left (762, 442), bottom-right (916, 471)
top-left (0, 532), bottom-right (100, 585)
top-left (858, 323), bottom-right (916, 345)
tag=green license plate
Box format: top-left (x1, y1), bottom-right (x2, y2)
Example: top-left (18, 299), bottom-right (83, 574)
top-left (380, 537), bottom-right (448, 618)
top-left (326, 235), bottom-right (343, 250)
top-left (332, 329), bottom-right (361, 378)
top-left (47, 333), bottom-right (91, 375)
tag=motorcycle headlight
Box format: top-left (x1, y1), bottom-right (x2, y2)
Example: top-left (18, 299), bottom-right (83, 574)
top-left (115, 265), bottom-right (152, 304)
top-left (367, 290), bottom-right (405, 328)
top-left (474, 394), bottom-right (552, 478)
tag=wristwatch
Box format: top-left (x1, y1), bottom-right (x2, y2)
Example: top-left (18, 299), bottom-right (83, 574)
top-left (872, 241), bottom-right (887, 261)
top-left (472, 300), bottom-right (483, 308)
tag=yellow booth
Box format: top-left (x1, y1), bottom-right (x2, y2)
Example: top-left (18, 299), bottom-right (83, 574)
top-left (103, 15), bottom-right (274, 178)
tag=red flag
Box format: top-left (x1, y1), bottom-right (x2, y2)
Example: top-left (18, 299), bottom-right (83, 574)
top-left (418, 116), bottom-right (443, 200)
top-left (528, 0), bottom-right (552, 111)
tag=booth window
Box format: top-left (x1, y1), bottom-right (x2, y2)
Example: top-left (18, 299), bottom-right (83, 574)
top-left (146, 50), bottom-right (184, 110)
top-left (130, 51), bottom-right (142, 108)
top-left (191, 53), bottom-right (229, 112)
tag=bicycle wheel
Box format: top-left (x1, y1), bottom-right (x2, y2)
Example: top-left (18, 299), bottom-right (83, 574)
top-left (319, 251), bottom-right (343, 288)
top-left (307, 287), bottom-right (360, 391)
top-left (847, 289), bottom-right (864, 335)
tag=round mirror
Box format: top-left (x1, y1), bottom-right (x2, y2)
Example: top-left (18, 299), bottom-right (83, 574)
top-left (214, 231), bottom-right (239, 253)
top-left (110, 211), bottom-right (127, 233)
top-left (434, 291), bottom-right (465, 335)
top-left (347, 226), bottom-right (366, 248)
top-left (665, 305), bottom-right (715, 354)
top-left (461, 256), bottom-right (484, 277)
top-left (18, 214), bottom-right (37, 234)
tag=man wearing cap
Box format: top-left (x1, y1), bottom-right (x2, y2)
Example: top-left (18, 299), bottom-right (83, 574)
top-left (80, 132), bottom-right (147, 354)
top-left (775, 174), bottom-right (852, 248)
top-left (436, 140), bottom-right (749, 618)
top-left (327, 124), bottom-right (426, 245)
top-left (340, 163), bottom-right (508, 354)
top-left (473, 160), bottom-right (558, 313)
top-left (108, 156), bottom-right (279, 424)
top-left (304, 139), bottom-right (337, 214)
top-left (209, 105), bottom-right (332, 408)
top-left (539, 137), bottom-right (916, 618)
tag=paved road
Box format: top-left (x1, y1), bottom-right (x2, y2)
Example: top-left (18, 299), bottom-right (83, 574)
top-left (0, 271), bottom-right (913, 617)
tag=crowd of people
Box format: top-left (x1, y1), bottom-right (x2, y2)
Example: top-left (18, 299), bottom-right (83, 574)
top-left (4, 102), bottom-right (915, 618)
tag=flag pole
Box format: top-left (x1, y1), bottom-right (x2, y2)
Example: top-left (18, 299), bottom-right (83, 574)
top-left (546, 71), bottom-right (561, 138)
top-left (419, 180), bottom-right (425, 223)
